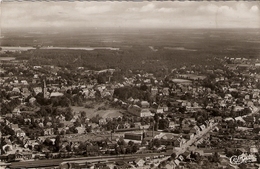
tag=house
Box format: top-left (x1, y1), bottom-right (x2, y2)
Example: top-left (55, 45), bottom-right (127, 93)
top-left (134, 158), bottom-right (145, 167)
top-left (15, 152), bottom-right (33, 161)
top-left (162, 87), bottom-right (169, 96)
top-left (163, 105), bottom-right (169, 112)
top-left (123, 122), bottom-right (131, 129)
top-left (44, 128), bottom-right (54, 136)
top-left (234, 116), bottom-right (246, 123)
top-left (156, 106), bottom-right (164, 114)
top-left (127, 105), bottom-right (153, 117)
top-left (174, 159), bottom-right (181, 166)
top-left (21, 80), bottom-right (28, 85)
top-left (33, 66), bottom-right (42, 69)
top-left (178, 151), bottom-right (190, 161)
top-left (233, 106), bottom-right (244, 112)
top-left (140, 101), bottom-right (150, 108)
top-left (174, 138), bottom-right (186, 148)
top-left (29, 97), bottom-right (36, 104)
top-left (151, 87), bottom-right (158, 97)
top-left (250, 145), bottom-right (258, 154)
top-left (12, 87), bottom-right (20, 93)
top-left (189, 128), bottom-right (196, 135)
top-left (183, 133), bottom-right (194, 140)
top-left (12, 108), bottom-right (21, 114)
top-left (16, 130), bottom-right (26, 137)
top-left (140, 109), bottom-right (153, 117)
top-left (75, 126), bottom-right (85, 134)
top-left (236, 148), bottom-right (247, 154)
top-left (193, 126), bottom-right (201, 135)
top-left (164, 162), bottom-right (176, 169)
top-left (169, 122), bottom-right (175, 129)
top-left (245, 94), bottom-right (250, 100)
top-left (205, 120), bottom-right (213, 128)
top-left (199, 124), bottom-right (206, 131)
top-left (58, 127), bottom-right (67, 134)
top-left (33, 87), bottom-right (42, 95)
top-left (213, 116), bottom-right (222, 122)
top-left (182, 127), bottom-right (192, 134)
top-left (200, 149), bottom-right (215, 156)
top-left (50, 92), bottom-right (63, 97)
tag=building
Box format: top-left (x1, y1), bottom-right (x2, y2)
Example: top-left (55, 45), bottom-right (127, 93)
top-left (124, 133), bottom-right (143, 141)
top-left (134, 158), bottom-right (145, 167)
top-left (44, 128), bottom-right (54, 136)
top-left (42, 79), bottom-right (48, 99)
top-left (127, 105), bottom-right (153, 117)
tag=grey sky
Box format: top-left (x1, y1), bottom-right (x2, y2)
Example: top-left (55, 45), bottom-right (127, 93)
top-left (1, 1), bottom-right (260, 29)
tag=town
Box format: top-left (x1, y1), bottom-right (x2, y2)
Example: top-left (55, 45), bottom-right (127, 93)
top-left (1, 51), bottom-right (260, 169)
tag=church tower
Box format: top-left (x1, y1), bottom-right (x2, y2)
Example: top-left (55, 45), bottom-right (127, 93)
top-left (42, 79), bottom-right (47, 98)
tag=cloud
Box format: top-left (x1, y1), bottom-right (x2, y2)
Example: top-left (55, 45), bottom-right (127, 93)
top-left (1, 1), bottom-right (259, 29)
top-left (157, 8), bottom-right (177, 13)
top-left (75, 5), bottom-right (111, 15)
top-left (250, 5), bottom-right (259, 13)
top-left (140, 3), bottom-right (155, 12)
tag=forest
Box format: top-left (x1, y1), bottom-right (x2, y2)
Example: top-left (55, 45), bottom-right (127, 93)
top-left (10, 47), bottom-right (220, 72)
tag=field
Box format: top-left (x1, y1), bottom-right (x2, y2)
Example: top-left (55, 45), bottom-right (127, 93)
top-left (171, 79), bottom-right (192, 83)
top-left (71, 101), bottom-right (123, 119)
top-left (0, 57), bottom-right (16, 61)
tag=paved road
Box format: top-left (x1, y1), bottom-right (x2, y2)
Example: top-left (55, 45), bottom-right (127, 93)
top-left (175, 123), bottom-right (218, 157)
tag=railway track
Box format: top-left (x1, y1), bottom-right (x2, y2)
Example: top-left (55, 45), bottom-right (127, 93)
top-left (8, 152), bottom-right (169, 168)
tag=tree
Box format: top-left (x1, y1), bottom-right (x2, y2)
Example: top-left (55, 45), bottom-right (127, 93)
top-left (256, 153), bottom-right (260, 163)
top-left (86, 125), bottom-right (92, 133)
top-left (74, 119), bottom-right (81, 127)
top-left (126, 147), bottom-right (132, 154)
top-left (97, 74), bottom-right (107, 84)
top-left (141, 139), bottom-right (147, 146)
top-left (140, 84), bottom-right (148, 91)
top-left (128, 141), bottom-right (134, 147)
top-left (153, 138), bottom-right (161, 148)
top-left (66, 145), bottom-right (72, 152)
top-left (36, 144), bottom-right (43, 152)
top-left (117, 137), bottom-right (126, 147)
top-left (158, 119), bottom-right (169, 130)
top-left (4, 146), bottom-right (11, 152)
top-left (210, 152), bottom-right (220, 163)
top-left (44, 138), bottom-right (53, 146)
top-left (171, 153), bottom-right (177, 160)
top-left (59, 96), bottom-right (71, 107)
top-left (80, 111), bottom-right (86, 118)
top-left (55, 135), bottom-right (61, 152)
top-left (132, 144), bottom-right (139, 153)
top-left (43, 117), bottom-right (48, 126)
top-left (64, 108), bottom-right (73, 121)
top-left (78, 142), bottom-right (86, 152)
top-left (238, 163), bottom-right (247, 169)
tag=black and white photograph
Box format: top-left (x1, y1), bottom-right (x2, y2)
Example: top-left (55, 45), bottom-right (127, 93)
top-left (0, 1), bottom-right (260, 169)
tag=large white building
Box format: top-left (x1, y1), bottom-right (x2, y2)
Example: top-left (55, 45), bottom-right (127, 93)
top-left (127, 105), bottom-right (153, 117)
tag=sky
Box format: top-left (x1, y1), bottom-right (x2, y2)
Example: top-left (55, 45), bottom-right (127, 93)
top-left (1, 1), bottom-right (260, 29)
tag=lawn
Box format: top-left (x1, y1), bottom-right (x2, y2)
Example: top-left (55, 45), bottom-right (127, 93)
top-left (71, 101), bottom-right (123, 119)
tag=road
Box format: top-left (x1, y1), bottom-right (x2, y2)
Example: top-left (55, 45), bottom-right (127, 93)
top-left (175, 123), bottom-right (218, 157)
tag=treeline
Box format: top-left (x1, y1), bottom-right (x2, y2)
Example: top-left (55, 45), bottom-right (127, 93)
top-left (13, 46), bottom-right (220, 72)
top-left (114, 86), bottom-right (150, 101)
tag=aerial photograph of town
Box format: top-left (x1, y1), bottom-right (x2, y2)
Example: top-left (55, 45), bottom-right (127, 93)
top-left (0, 1), bottom-right (259, 169)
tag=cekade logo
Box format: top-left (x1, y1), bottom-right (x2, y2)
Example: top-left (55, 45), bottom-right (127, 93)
top-left (230, 155), bottom-right (253, 165)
